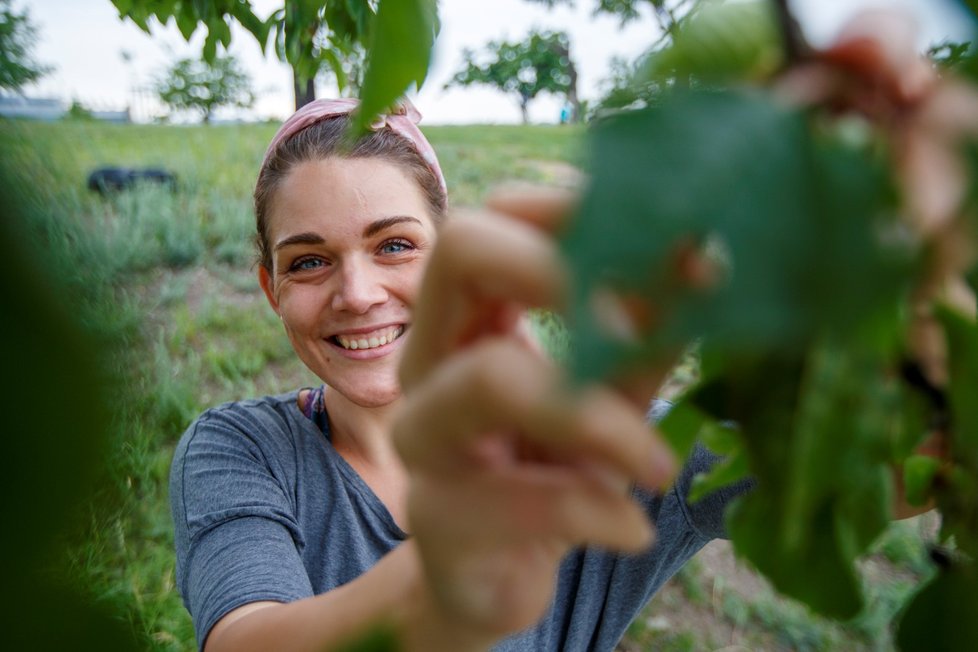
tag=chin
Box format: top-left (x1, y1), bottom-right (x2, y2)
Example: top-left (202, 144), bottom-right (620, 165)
top-left (332, 379), bottom-right (402, 409)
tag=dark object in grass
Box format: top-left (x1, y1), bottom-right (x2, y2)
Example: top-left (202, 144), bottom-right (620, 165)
top-left (87, 166), bottom-right (177, 195)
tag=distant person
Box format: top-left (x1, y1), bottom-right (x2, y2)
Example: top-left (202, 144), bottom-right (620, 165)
top-left (559, 103), bottom-right (570, 124)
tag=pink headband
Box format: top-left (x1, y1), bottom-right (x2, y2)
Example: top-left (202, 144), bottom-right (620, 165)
top-left (261, 97), bottom-right (447, 197)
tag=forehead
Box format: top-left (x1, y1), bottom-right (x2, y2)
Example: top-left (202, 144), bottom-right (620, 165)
top-left (268, 157), bottom-right (434, 238)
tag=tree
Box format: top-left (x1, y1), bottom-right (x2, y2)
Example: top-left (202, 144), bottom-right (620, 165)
top-left (446, 30), bottom-right (578, 124)
top-left (0, 0), bottom-right (51, 93)
top-left (110, 0), bottom-right (436, 115)
top-left (155, 55), bottom-right (253, 124)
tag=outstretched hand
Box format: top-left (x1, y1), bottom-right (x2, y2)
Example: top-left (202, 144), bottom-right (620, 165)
top-left (394, 187), bottom-right (677, 649)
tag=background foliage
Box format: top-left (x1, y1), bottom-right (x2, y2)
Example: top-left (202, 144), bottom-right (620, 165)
top-left (0, 0), bottom-right (50, 91)
top-left (155, 54), bottom-right (254, 123)
top-left (446, 29), bottom-right (579, 124)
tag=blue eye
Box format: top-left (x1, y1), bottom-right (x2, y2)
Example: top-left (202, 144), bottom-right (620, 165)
top-left (380, 239), bottom-right (413, 255)
top-left (289, 257), bottom-right (325, 272)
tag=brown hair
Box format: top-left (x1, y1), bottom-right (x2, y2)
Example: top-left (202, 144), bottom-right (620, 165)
top-left (254, 115), bottom-right (448, 271)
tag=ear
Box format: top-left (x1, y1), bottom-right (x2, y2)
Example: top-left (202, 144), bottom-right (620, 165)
top-left (258, 265), bottom-right (280, 315)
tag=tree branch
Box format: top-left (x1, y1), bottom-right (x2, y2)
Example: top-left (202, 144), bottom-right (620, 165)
top-left (772, 0), bottom-right (811, 64)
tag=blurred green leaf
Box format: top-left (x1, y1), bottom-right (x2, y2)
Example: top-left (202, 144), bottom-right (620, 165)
top-left (689, 446), bottom-right (748, 503)
top-left (903, 455), bottom-right (941, 507)
top-left (722, 343), bottom-right (894, 619)
top-left (658, 401), bottom-right (708, 462)
top-left (356, 0), bottom-right (438, 131)
top-left (897, 561), bottom-right (978, 652)
top-left (112, 0), bottom-right (134, 15)
top-left (176, 4), bottom-right (197, 40)
top-left (564, 89), bottom-right (910, 383)
top-left (643, 0), bottom-right (782, 83)
top-left (935, 306), bottom-right (978, 558)
top-left (0, 145), bottom-right (139, 651)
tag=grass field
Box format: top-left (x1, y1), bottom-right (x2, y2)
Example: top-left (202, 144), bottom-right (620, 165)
top-left (0, 117), bottom-right (937, 651)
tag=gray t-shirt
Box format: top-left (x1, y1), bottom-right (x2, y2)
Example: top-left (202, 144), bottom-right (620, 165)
top-left (171, 392), bottom-right (747, 651)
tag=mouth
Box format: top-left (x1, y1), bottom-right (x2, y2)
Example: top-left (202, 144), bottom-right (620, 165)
top-left (330, 324), bottom-right (405, 351)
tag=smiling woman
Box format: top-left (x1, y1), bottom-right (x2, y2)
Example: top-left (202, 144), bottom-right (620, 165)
top-left (169, 94), bottom-right (740, 652)
top-left (169, 98), bottom-right (454, 652)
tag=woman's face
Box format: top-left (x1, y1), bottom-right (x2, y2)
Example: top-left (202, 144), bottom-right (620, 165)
top-left (259, 156), bottom-right (438, 408)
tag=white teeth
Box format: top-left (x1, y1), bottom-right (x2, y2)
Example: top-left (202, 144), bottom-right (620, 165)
top-left (335, 325), bottom-right (404, 351)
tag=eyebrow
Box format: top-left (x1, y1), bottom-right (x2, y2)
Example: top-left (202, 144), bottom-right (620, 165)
top-left (273, 216), bottom-right (424, 253)
top-left (273, 232), bottom-right (325, 252)
top-left (363, 215), bottom-right (423, 238)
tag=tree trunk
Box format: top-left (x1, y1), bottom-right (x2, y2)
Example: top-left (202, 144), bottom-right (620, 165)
top-left (566, 64), bottom-right (581, 123)
top-left (519, 96), bottom-right (529, 125)
top-left (293, 69), bottom-right (316, 110)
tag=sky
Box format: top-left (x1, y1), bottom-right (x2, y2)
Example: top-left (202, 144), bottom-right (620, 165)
top-left (20, 0), bottom-right (977, 125)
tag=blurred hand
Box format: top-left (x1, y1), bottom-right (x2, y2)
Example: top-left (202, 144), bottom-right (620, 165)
top-left (394, 187), bottom-right (677, 645)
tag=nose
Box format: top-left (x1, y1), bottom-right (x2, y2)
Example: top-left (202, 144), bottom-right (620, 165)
top-left (330, 256), bottom-right (389, 314)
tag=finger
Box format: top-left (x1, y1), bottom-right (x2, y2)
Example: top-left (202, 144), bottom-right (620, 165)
top-left (395, 338), bottom-right (677, 490)
top-left (402, 215), bottom-right (568, 389)
top-left (484, 184), bottom-right (579, 234)
top-left (411, 468), bottom-right (655, 553)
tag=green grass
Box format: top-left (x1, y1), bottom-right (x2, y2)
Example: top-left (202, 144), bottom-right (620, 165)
top-left (0, 117), bottom-right (936, 651)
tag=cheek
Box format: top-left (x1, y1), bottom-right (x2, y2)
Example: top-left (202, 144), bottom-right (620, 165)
top-left (277, 287), bottom-right (324, 335)
top-left (398, 258), bottom-right (431, 306)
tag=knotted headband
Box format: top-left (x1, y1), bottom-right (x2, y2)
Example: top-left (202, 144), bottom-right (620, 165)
top-left (260, 97), bottom-right (447, 197)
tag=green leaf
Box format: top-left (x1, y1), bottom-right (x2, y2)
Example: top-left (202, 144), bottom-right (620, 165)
top-left (689, 446), bottom-right (748, 503)
top-left (698, 420), bottom-right (740, 456)
top-left (234, 6), bottom-right (272, 52)
top-left (322, 49), bottom-right (349, 93)
top-left (176, 5), bottom-right (198, 41)
top-left (903, 454), bottom-right (941, 506)
top-left (657, 400), bottom-right (708, 461)
top-left (563, 89), bottom-right (911, 384)
top-left (643, 0), bottom-right (782, 83)
top-left (203, 30), bottom-right (218, 64)
top-left (897, 561), bottom-right (978, 652)
top-left (934, 306), bottom-right (978, 558)
top-left (216, 17), bottom-right (232, 49)
top-left (938, 306), bottom-right (978, 466)
top-left (356, 0), bottom-right (438, 132)
top-left (717, 342), bottom-right (896, 619)
top-left (111, 0), bottom-right (134, 14)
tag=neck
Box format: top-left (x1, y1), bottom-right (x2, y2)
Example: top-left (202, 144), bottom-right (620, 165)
top-left (323, 387), bottom-right (402, 466)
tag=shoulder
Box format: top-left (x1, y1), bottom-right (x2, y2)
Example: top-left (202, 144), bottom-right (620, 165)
top-left (179, 392), bottom-right (303, 449)
top-left (172, 391), bottom-right (311, 483)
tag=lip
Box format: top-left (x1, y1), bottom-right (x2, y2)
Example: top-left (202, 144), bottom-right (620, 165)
top-left (325, 322), bottom-right (407, 360)
top-left (328, 321), bottom-right (405, 338)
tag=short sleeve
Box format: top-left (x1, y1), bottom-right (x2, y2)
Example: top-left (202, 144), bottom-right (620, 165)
top-left (648, 399), bottom-right (755, 541)
top-left (170, 406), bottom-right (315, 649)
top-left (672, 442), bottom-right (754, 540)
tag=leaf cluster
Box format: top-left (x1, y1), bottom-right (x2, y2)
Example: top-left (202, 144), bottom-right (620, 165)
top-left (113, 1), bottom-right (438, 136)
top-left (560, 1), bottom-right (978, 646)
top-left (110, 1), bottom-right (375, 93)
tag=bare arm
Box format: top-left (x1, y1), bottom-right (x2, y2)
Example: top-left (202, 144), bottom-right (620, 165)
top-left (204, 541), bottom-right (490, 652)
